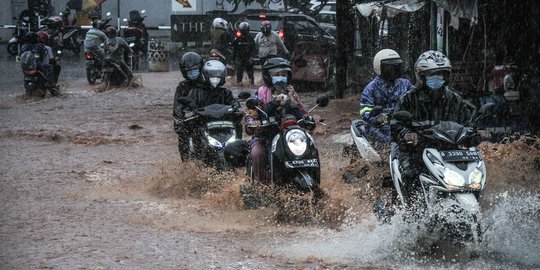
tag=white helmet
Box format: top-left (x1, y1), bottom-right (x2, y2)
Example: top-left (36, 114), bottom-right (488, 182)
top-left (414, 50), bottom-right (452, 85)
top-left (212, 18), bottom-right (228, 30)
top-left (373, 49), bottom-right (403, 81)
top-left (203, 60), bottom-right (227, 88)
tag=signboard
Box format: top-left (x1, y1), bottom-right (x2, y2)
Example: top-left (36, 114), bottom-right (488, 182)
top-left (172, 0), bottom-right (196, 12)
top-left (170, 14), bottom-right (244, 43)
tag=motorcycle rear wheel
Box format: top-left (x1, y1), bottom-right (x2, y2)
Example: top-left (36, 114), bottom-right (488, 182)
top-left (86, 68), bottom-right (97, 84)
top-left (7, 43), bottom-right (18, 56)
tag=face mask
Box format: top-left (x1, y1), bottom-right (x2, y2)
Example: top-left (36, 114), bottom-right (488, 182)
top-left (425, 75), bottom-right (445, 90)
top-left (209, 77), bottom-right (221, 88)
top-left (187, 70), bottom-right (200, 80)
top-left (272, 76), bottom-right (287, 85)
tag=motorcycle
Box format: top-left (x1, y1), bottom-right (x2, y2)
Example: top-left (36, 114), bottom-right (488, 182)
top-left (7, 12), bottom-right (32, 56)
top-left (123, 9), bottom-right (148, 71)
top-left (244, 96), bottom-right (329, 195)
top-left (175, 92), bottom-right (251, 169)
top-left (20, 50), bottom-right (61, 97)
top-left (41, 9), bottom-right (81, 54)
top-left (84, 18), bottom-right (112, 85)
top-left (102, 56), bottom-right (130, 89)
top-left (387, 103), bottom-right (495, 242)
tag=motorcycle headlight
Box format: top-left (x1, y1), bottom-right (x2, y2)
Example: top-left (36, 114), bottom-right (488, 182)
top-left (286, 130), bottom-right (307, 156)
top-left (468, 168), bottom-right (483, 190)
top-left (207, 136), bottom-right (222, 148)
top-left (442, 168), bottom-right (465, 189)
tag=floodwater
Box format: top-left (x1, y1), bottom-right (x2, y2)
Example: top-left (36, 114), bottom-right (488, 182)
top-left (0, 51), bottom-right (539, 269)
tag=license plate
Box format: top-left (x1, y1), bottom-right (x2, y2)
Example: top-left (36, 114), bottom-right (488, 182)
top-left (285, 159), bottom-right (319, 168)
top-left (440, 150), bottom-right (482, 162)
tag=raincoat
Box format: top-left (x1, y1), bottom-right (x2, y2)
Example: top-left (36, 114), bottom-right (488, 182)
top-left (359, 76), bottom-right (413, 143)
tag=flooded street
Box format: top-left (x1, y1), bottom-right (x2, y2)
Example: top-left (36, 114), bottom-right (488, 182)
top-left (0, 49), bottom-right (539, 269)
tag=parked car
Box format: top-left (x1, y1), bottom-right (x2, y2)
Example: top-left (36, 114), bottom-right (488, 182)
top-left (244, 12), bottom-right (336, 92)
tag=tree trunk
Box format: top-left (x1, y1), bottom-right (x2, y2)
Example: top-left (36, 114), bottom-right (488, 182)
top-left (335, 0), bottom-right (352, 99)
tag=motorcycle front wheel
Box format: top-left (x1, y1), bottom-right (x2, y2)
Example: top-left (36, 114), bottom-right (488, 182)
top-left (7, 43), bottom-right (18, 56)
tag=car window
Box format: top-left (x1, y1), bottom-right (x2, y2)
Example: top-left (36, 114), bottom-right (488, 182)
top-left (245, 17), bottom-right (280, 31)
top-left (287, 18), bottom-right (322, 35)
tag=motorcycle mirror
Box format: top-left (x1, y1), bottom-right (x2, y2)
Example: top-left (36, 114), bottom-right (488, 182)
top-left (129, 43), bottom-right (135, 48)
top-left (141, 10), bottom-right (146, 14)
top-left (237, 91), bottom-right (251, 100)
top-left (106, 12), bottom-right (111, 17)
top-left (393, 110), bottom-right (413, 122)
top-left (316, 96), bottom-right (329, 108)
top-left (123, 18), bottom-right (128, 22)
top-left (57, 50), bottom-right (62, 55)
top-left (59, 12), bottom-right (63, 16)
top-left (245, 98), bottom-right (258, 110)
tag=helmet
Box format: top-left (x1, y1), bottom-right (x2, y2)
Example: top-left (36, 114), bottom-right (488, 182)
top-left (105, 26), bottom-right (118, 38)
top-left (262, 57), bottom-right (292, 87)
top-left (37, 31), bottom-right (49, 44)
top-left (238, 22), bottom-right (250, 36)
top-left (414, 50), bottom-right (452, 88)
top-left (179, 52), bottom-right (203, 80)
top-left (260, 20), bottom-right (272, 35)
top-left (24, 32), bottom-right (39, 44)
top-left (212, 18), bottom-right (228, 30)
top-left (91, 19), bottom-right (102, 29)
top-left (203, 60), bottom-right (227, 88)
top-left (373, 49), bottom-right (403, 81)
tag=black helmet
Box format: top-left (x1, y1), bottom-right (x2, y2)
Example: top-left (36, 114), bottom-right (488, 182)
top-left (179, 52), bottom-right (203, 80)
top-left (262, 57), bottom-right (292, 86)
top-left (239, 22), bottom-right (250, 36)
top-left (24, 32), bottom-right (39, 44)
top-left (105, 26), bottom-right (117, 38)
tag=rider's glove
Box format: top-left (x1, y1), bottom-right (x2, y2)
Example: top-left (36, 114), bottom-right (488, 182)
top-left (403, 132), bottom-right (418, 145)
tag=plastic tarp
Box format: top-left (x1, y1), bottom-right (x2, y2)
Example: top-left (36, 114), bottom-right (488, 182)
top-left (355, 0), bottom-right (477, 24)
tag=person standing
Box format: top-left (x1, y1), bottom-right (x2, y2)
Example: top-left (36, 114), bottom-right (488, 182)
top-left (254, 20), bottom-right (289, 66)
top-left (232, 22), bottom-right (256, 85)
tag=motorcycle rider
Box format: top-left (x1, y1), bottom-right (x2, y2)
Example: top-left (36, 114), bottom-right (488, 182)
top-left (232, 22), bottom-right (256, 85)
top-left (391, 50), bottom-right (488, 204)
top-left (173, 52), bottom-right (205, 161)
top-left (254, 20), bottom-right (289, 67)
top-left (245, 58), bottom-right (311, 183)
top-left (103, 26), bottom-right (133, 84)
top-left (20, 32), bottom-right (55, 88)
top-left (127, 10), bottom-right (148, 53)
top-left (84, 19), bottom-right (107, 59)
top-left (359, 49), bottom-right (413, 144)
top-left (173, 57), bottom-right (240, 162)
top-left (210, 18), bottom-right (232, 62)
top-left (37, 31), bottom-right (61, 90)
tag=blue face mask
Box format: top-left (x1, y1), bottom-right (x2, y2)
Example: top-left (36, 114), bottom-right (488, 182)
top-left (425, 75), bottom-right (445, 90)
top-left (272, 76), bottom-right (287, 85)
top-left (187, 70), bottom-right (200, 80)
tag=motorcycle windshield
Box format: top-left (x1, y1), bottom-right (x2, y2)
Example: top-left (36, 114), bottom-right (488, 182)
top-left (196, 104), bottom-right (234, 119)
top-left (428, 121), bottom-right (470, 145)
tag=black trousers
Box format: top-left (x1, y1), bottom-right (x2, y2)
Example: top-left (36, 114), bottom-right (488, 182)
top-left (236, 58), bottom-right (254, 83)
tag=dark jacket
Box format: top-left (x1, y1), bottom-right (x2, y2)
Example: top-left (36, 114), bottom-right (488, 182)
top-left (232, 35), bottom-right (256, 61)
top-left (391, 86), bottom-right (474, 142)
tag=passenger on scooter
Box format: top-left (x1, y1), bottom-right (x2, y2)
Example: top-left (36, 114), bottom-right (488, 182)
top-left (103, 26), bottom-right (133, 83)
top-left (173, 58), bottom-right (240, 162)
top-left (232, 22), bottom-right (256, 85)
top-left (37, 31), bottom-right (61, 90)
top-left (245, 58), bottom-right (315, 184)
top-left (359, 49), bottom-right (413, 144)
top-left (84, 19), bottom-right (107, 59)
top-left (21, 32), bottom-right (55, 88)
top-left (391, 50), bottom-right (487, 202)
